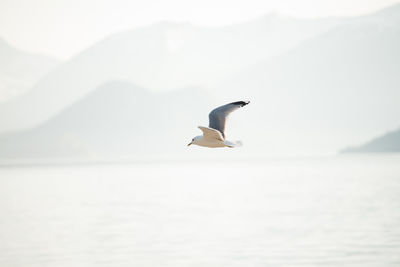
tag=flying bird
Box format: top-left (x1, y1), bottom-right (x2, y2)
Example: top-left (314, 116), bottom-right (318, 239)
top-left (187, 101), bottom-right (250, 148)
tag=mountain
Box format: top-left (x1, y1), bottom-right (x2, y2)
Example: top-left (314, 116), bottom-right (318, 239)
top-left (0, 81), bottom-right (214, 159)
top-left (218, 3), bottom-right (400, 154)
top-left (0, 38), bottom-right (60, 103)
top-left (342, 128), bottom-right (400, 153)
top-left (0, 15), bottom-right (341, 133)
top-left (2, 4), bottom-right (400, 157)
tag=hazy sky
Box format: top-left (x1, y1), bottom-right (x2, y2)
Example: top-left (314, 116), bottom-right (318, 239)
top-left (1, 0), bottom-right (399, 59)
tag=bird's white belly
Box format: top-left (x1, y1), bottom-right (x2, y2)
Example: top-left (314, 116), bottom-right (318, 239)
top-left (197, 139), bottom-right (227, 148)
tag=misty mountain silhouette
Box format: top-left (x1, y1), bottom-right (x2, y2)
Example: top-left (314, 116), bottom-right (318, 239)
top-left (0, 81), bottom-right (213, 158)
top-left (0, 37), bottom-right (59, 103)
top-left (1, 3), bottom-right (400, 157)
top-left (0, 14), bottom-right (341, 133)
top-left (342, 128), bottom-right (400, 153)
top-left (221, 3), bottom-right (400, 152)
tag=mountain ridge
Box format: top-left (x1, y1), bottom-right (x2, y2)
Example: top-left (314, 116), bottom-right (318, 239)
top-left (0, 81), bottom-right (215, 158)
top-left (0, 13), bottom-right (342, 133)
top-left (0, 37), bottom-right (60, 103)
top-left (342, 128), bottom-right (400, 153)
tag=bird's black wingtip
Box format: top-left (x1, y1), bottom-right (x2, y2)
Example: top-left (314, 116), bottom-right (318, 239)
top-left (231, 100), bottom-right (250, 107)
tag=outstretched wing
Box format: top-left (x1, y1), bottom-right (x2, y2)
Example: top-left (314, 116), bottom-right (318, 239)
top-left (208, 101), bottom-right (250, 138)
top-left (198, 126), bottom-right (224, 141)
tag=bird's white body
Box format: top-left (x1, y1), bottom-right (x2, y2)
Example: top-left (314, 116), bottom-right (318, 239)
top-left (191, 134), bottom-right (237, 148)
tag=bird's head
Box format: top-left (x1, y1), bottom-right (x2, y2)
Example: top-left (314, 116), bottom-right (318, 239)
top-left (187, 136), bottom-right (202, 146)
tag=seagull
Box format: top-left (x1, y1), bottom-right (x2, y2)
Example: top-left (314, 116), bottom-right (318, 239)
top-left (187, 101), bottom-right (250, 148)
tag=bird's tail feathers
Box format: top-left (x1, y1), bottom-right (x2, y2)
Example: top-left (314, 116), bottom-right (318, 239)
top-left (226, 140), bottom-right (243, 148)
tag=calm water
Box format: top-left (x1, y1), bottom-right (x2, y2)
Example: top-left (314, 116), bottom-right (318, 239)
top-left (0, 156), bottom-right (400, 267)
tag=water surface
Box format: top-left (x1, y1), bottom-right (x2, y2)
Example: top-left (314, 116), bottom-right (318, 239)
top-left (1, 156), bottom-right (400, 266)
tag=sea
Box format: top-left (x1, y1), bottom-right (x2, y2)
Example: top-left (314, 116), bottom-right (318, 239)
top-left (1, 155), bottom-right (399, 267)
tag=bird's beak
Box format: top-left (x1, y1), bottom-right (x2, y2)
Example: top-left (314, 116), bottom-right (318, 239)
top-left (187, 142), bottom-right (192, 146)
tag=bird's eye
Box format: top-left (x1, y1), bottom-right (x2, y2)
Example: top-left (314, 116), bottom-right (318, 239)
top-left (192, 139), bottom-right (194, 141)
